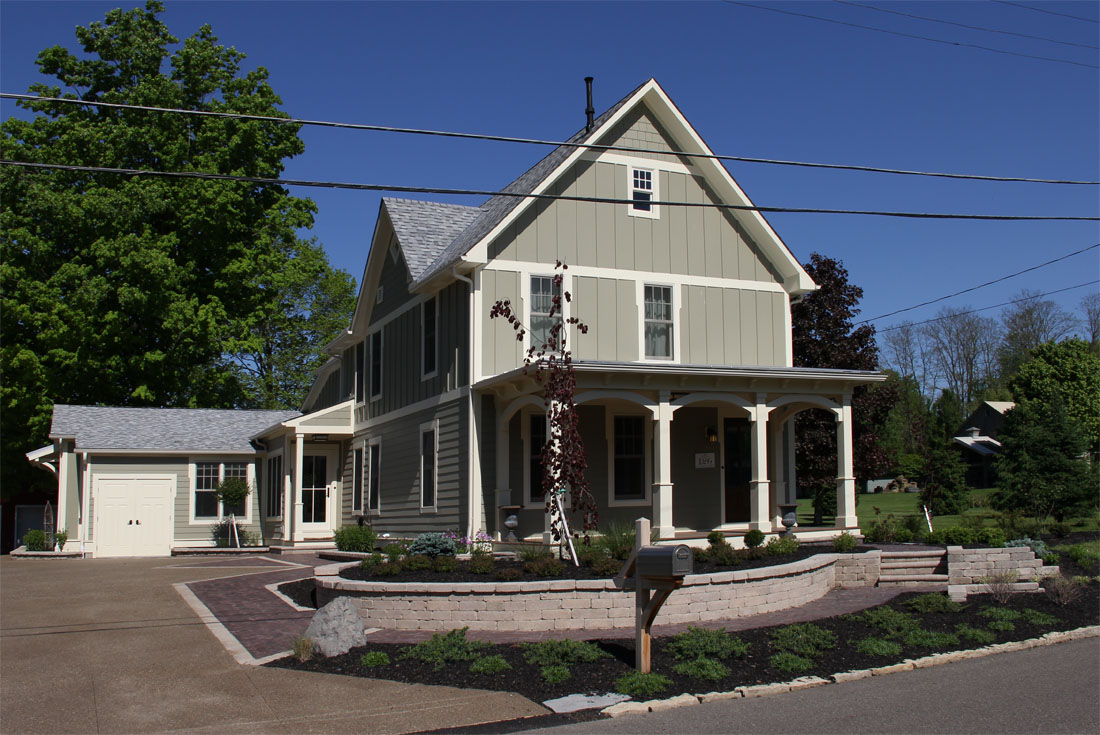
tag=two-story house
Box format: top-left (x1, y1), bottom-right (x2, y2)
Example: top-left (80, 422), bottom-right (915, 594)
top-left (28, 79), bottom-right (883, 556)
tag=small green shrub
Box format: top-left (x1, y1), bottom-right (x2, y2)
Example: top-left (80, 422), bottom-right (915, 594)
top-left (22, 529), bottom-right (46, 551)
top-left (215, 476), bottom-right (251, 510)
top-left (1021, 608), bottom-right (1058, 626)
top-left (521, 639), bottom-right (609, 667)
top-left (469, 654), bottom-right (511, 674)
top-left (832, 532), bottom-right (858, 553)
top-left (590, 556), bottom-right (622, 577)
top-left (987, 620), bottom-right (1015, 632)
top-left (333, 524), bottom-right (377, 553)
top-left (540, 664), bottom-right (571, 684)
top-left (495, 567), bottom-right (523, 581)
top-left (524, 556), bottom-right (565, 578)
top-left (710, 543), bottom-right (739, 567)
top-left (404, 554), bottom-right (433, 571)
top-left (372, 561), bottom-right (403, 576)
top-left (764, 536), bottom-right (800, 556)
top-left (856, 607), bottom-right (920, 637)
top-left (54, 530), bottom-right (68, 551)
top-left (596, 521), bottom-right (637, 560)
top-left (978, 528), bottom-right (1006, 548)
top-left (360, 651), bottom-right (390, 667)
top-left (954, 624), bottom-right (996, 645)
top-left (769, 623), bottom-right (836, 657)
top-left (693, 547), bottom-right (711, 564)
top-left (707, 530), bottom-right (727, 546)
top-left (667, 626), bottom-right (749, 661)
top-left (468, 551), bottom-right (495, 574)
top-left (1043, 574), bottom-right (1084, 607)
top-left (743, 529), bottom-right (765, 549)
top-left (673, 656), bottom-right (729, 681)
top-left (432, 555), bottom-right (459, 573)
top-left (902, 629), bottom-right (959, 648)
top-left (902, 514), bottom-right (926, 536)
top-left (408, 532), bottom-right (457, 558)
top-left (1007, 537), bottom-right (1049, 557)
top-left (981, 570), bottom-right (1019, 603)
top-left (903, 593), bottom-right (963, 614)
top-left (359, 552), bottom-right (383, 570)
top-left (893, 527), bottom-right (914, 543)
top-left (1059, 542), bottom-right (1100, 569)
top-left (1047, 521), bottom-right (1071, 538)
top-left (516, 544), bottom-right (552, 563)
top-left (383, 542), bottom-right (407, 563)
top-left (769, 651), bottom-right (814, 673)
top-left (978, 606), bottom-right (1021, 623)
top-left (399, 628), bottom-right (488, 670)
top-left (855, 637), bottom-right (902, 657)
top-left (615, 671), bottom-right (671, 698)
top-left (292, 636), bottom-right (314, 662)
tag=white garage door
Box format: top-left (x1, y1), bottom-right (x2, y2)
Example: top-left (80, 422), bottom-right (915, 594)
top-left (94, 476), bottom-right (173, 557)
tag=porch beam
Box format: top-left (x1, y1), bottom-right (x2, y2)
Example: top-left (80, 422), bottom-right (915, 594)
top-left (835, 396), bottom-right (858, 529)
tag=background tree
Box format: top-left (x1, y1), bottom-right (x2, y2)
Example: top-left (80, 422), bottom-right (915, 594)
top-left (918, 391), bottom-right (968, 515)
top-left (1, 1), bottom-right (353, 497)
top-left (921, 307), bottom-right (1000, 412)
top-left (878, 371), bottom-right (930, 480)
top-left (1080, 294), bottom-right (1100, 354)
top-left (792, 253), bottom-right (896, 524)
top-left (997, 289), bottom-right (1077, 379)
top-left (1009, 339), bottom-right (1100, 453)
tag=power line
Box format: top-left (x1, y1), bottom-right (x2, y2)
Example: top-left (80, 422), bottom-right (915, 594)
top-left (878, 280), bottom-right (1099, 332)
top-left (993, 0), bottom-right (1100, 24)
top-left (860, 243), bottom-right (1100, 323)
top-left (834, 0), bottom-right (1098, 50)
top-left (4, 159), bottom-right (1098, 221)
top-left (2, 93), bottom-right (1097, 186)
top-left (723, 0), bottom-right (1100, 69)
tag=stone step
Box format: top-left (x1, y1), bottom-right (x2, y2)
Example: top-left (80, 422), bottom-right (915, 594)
top-left (881, 559), bottom-right (942, 570)
top-left (880, 550), bottom-right (946, 559)
top-left (878, 573), bottom-right (950, 583)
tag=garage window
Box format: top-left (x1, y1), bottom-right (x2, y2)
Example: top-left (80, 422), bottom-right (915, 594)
top-left (192, 460), bottom-right (252, 522)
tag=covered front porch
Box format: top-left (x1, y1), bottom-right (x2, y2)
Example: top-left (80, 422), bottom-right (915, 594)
top-left (476, 361), bottom-right (884, 544)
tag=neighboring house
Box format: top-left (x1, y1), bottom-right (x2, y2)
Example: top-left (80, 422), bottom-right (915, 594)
top-left (28, 79), bottom-right (884, 556)
top-left (953, 401), bottom-right (1015, 489)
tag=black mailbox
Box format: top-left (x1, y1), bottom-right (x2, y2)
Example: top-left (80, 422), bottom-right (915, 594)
top-left (636, 544), bottom-right (693, 580)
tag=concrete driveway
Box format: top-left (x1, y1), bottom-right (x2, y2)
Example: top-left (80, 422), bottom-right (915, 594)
top-left (0, 556), bottom-right (544, 734)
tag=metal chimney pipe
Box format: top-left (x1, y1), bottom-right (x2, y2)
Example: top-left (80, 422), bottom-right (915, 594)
top-left (585, 77), bottom-right (594, 133)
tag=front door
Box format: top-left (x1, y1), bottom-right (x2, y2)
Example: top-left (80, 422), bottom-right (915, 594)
top-left (300, 449), bottom-right (337, 534)
top-left (724, 418), bottom-right (751, 523)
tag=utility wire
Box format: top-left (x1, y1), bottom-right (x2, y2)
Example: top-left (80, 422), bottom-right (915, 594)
top-left (834, 0), bottom-right (1098, 49)
top-left (878, 281), bottom-right (1099, 332)
top-left (723, 0), bottom-right (1100, 69)
top-left (993, 0), bottom-right (1099, 24)
top-left (4, 159), bottom-right (1099, 221)
top-left (859, 243), bottom-right (1100, 323)
top-left (2, 93), bottom-right (1097, 186)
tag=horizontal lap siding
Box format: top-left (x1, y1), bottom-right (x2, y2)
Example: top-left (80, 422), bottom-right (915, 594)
top-left (87, 456), bottom-right (210, 543)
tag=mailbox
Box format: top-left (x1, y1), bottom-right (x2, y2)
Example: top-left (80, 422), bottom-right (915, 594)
top-left (636, 544), bottom-right (693, 581)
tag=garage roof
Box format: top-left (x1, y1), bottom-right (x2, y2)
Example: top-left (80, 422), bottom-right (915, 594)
top-left (49, 405), bottom-right (301, 453)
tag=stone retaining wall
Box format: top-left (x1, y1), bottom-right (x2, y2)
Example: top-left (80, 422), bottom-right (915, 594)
top-left (316, 552), bottom-right (877, 633)
top-left (947, 545), bottom-right (1058, 585)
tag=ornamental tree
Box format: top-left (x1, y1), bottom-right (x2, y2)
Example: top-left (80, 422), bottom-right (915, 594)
top-left (1010, 339), bottom-right (1099, 453)
top-left (489, 262), bottom-right (598, 553)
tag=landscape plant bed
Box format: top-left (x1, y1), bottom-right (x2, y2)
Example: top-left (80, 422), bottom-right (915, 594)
top-left (269, 586), bottom-right (1099, 706)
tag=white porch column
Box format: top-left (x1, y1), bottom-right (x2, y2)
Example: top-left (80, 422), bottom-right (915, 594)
top-left (652, 391), bottom-right (674, 540)
top-left (495, 407), bottom-right (510, 541)
top-left (749, 394), bottom-right (772, 532)
top-left (835, 396), bottom-right (858, 529)
top-left (769, 421), bottom-right (786, 528)
top-left (292, 432), bottom-right (305, 542)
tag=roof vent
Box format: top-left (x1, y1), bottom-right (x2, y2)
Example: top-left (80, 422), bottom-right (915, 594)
top-left (585, 77), bottom-right (594, 133)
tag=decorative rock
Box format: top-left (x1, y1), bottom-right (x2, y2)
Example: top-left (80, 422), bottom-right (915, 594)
top-left (739, 682), bottom-right (791, 698)
top-left (697, 690), bottom-right (742, 703)
top-left (304, 596), bottom-right (368, 657)
top-left (602, 701), bottom-right (650, 718)
top-left (870, 662), bottom-right (914, 675)
top-left (647, 694), bottom-right (699, 712)
top-left (788, 676), bottom-right (829, 691)
top-left (832, 669), bottom-right (872, 683)
top-left (543, 693), bottom-right (629, 714)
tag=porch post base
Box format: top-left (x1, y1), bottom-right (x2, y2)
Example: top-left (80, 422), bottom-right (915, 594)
top-left (652, 482), bottom-right (674, 540)
top-left (835, 515), bottom-right (859, 529)
top-left (748, 521), bottom-right (773, 532)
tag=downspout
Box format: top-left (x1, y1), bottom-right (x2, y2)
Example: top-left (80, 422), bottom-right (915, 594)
top-left (452, 265), bottom-right (479, 544)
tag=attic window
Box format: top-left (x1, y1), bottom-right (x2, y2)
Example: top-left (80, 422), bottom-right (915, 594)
top-left (376, 286), bottom-right (384, 305)
top-left (629, 166), bottom-right (658, 219)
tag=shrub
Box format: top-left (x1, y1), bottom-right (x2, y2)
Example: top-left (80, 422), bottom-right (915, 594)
top-left (856, 607), bottom-right (920, 637)
top-left (977, 528), bottom-right (1006, 548)
top-left (902, 629), bottom-right (959, 649)
top-left (596, 521), bottom-right (637, 560)
top-left (404, 554), bottom-right (433, 571)
top-left (292, 636), bottom-right (314, 662)
top-left (832, 532), bottom-right (858, 553)
top-left (673, 656), bottom-right (729, 681)
top-left (1059, 542), bottom-right (1100, 570)
top-left (590, 556), bottom-right (622, 577)
top-left (574, 544), bottom-right (607, 566)
top-left (407, 532), bottom-right (456, 558)
top-left (855, 637), bottom-right (902, 657)
top-left (615, 671), bottom-right (671, 698)
top-left (468, 550), bottom-right (495, 574)
top-left (981, 570), bottom-right (1019, 604)
top-left (764, 536), bottom-right (799, 556)
top-left (334, 525), bottom-right (377, 553)
top-left (709, 543), bottom-right (739, 567)
top-left (903, 593), bottom-right (963, 614)
top-left (360, 651), bottom-right (390, 667)
top-left (769, 651), bottom-right (814, 673)
top-left (432, 555), bottom-right (459, 573)
top-left (893, 528), bottom-right (914, 543)
top-left (540, 664), bottom-right (571, 684)
top-left (978, 606), bottom-right (1021, 624)
top-left (1043, 574), bottom-right (1083, 607)
top-left (372, 561), bottom-right (403, 576)
top-left (954, 624), bottom-right (996, 645)
top-left (383, 542), bottom-right (407, 563)
top-left (707, 530), bottom-right (727, 546)
top-left (1047, 521), bottom-right (1071, 538)
top-left (22, 529), bottom-right (46, 551)
top-left (1021, 608), bottom-right (1058, 626)
top-left (469, 654), bottom-right (511, 674)
top-left (215, 476), bottom-right (251, 512)
top-left (521, 639), bottom-right (608, 667)
top-left (693, 547), bottom-right (711, 564)
top-left (667, 626), bottom-right (749, 661)
top-left (399, 628), bottom-right (488, 670)
top-left (495, 567), bottom-right (523, 581)
top-left (211, 518), bottom-right (257, 547)
top-left (769, 623), bottom-right (836, 657)
top-left (524, 557), bottom-right (565, 578)
top-left (359, 551), bottom-right (383, 571)
top-left (54, 530), bottom-right (68, 551)
top-left (516, 544), bottom-right (552, 563)
top-left (743, 529), bottom-right (765, 549)
top-left (1006, 537), bottom-right (1049, 557)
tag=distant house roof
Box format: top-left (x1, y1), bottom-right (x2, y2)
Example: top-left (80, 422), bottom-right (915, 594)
top-left (49, 405), bottom-right (301, 453)
top-left (984, 401), bottom-right (1015, 414)
top-left (954, 400), bottom-right (1016, 444)
top-left (384, 198), bottom-right (483, 281)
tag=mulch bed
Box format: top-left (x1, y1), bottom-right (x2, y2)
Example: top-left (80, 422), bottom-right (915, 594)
top-left (268, 587), bottom-right (1099, 705)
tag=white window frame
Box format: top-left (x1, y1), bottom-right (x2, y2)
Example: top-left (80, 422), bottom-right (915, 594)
top-left (639, 282), bottom-right (677, 362)
top-left (606, 413), bottom-right (652, 507)
top-left (355, 340), bottom-right (366, 404)
top-left (264, 452), bottom-right (284, 519)
top-left (188, 459), bottom-right (255, 524)
top-left (628, 166), bottom-right (659, 219)
top-left (367, 437), bottom-right (382, 515)
top-left (524, 273), bottom-right (566, 355)
top-left (369, 329), bottom-right (383, 401)
top-left (376, 285), bottom-right (384, 304)
top-left (352, 443), bottom-right (364, 514)
top-left (419, 419), bottom-right (439, 513)
top-left (522, 409), bottom-right (549, 509)
top-left (421, 295), bottom-right (439, 380)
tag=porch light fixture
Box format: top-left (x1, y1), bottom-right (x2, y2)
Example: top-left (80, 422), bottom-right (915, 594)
top-left (705, 427), bottom-right (719, 444)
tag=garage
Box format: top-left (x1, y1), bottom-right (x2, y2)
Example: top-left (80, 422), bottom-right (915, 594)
top-left (93, 476), bottom-right (174, 557)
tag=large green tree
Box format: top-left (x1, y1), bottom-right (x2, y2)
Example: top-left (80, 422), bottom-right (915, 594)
top-left (1009, 339), bottom-right (1100, 453)
top-left (1, 1), bottom-right (354, 496)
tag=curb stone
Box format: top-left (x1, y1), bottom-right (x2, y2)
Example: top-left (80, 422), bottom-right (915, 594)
top-left (599, 626), bottom-right (1100, 718)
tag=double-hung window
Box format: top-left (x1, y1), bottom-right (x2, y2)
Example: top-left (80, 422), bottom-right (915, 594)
top-left (422, 296), bottom-right (437, 378)
top-left (265, 454), bottom-right (283, 517)
top-left (612, 416), bottom-right (647, 502)
top-left (353, 446), bottom-right (364, 513)
top-left (644, 285), bottom-right (674, 359)
top-left (530, 276), bottom-right (561, 352)
top-left (629, 166), bottom-right (658, 218)
top-left (368, 439), bottom-right (381, 512)
top-left (355, 340), bottom-right (366, 403)
top-left (369, 330), bottom-right (382, 399)
top-left (194, 461), bottom-right (249, 520)
top-left (420, 421), bottom-right (437, 511)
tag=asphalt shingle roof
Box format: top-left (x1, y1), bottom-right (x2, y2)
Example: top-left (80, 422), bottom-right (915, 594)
top-left (383, 198), bottom-right (483, 281)
top-left (49, 405), bottom-right (301, 453)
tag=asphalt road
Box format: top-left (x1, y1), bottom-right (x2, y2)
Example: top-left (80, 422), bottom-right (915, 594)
top-left (529, 637), bottom-right (1100, 734)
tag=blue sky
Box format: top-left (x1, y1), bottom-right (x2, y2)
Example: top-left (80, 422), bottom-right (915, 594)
top-left (3, 1), bottom-right (1098, 339)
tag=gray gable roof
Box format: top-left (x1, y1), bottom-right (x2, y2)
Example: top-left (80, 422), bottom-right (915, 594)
top-left (411, 81), bottom-right (645, 288)
top-left (50, 405), bottom-right (301, 453)
top-left (384, 198), bottom-right (483, 281)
